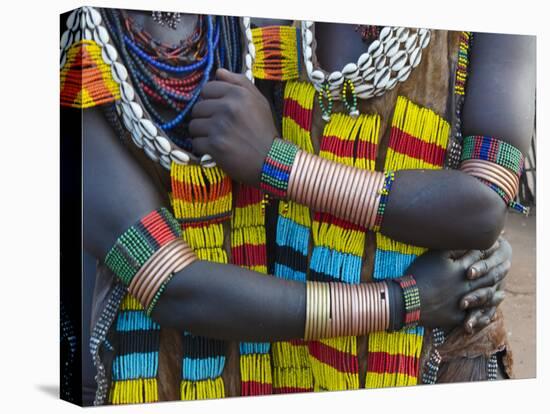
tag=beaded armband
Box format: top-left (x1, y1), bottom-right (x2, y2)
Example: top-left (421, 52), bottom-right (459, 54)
top-left (393, 275), bottom-right (421, 330)
top-left (460, 135), bottom-right (528, 214)
top-left (260, 138), bottom-right (300, 198)
top-left (104, 208), bottom-right (197, 315)
top-left (372, 171), bottom-right (396, 233)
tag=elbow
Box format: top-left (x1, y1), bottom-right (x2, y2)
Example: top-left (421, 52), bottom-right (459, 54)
top-left (464, 184), bottom-right (507, 250)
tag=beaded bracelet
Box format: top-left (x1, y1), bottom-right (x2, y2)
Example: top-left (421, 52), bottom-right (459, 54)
top-left (104, 207), bottom-right (182, 285)
top-left (260, 138), bottom-right (300, 198)
top-left (304, 281), bottom-right (390, 340)
top-left (460, 136), bottom-right (527, 214)
top-left (372, 171), bottom-right (396, 233)
top-left (393, 275), bottom-right (421, 330)
top-left (461, 136), bottom-right (524, 177)
top-left (104, 208), bottom-right (197, 314)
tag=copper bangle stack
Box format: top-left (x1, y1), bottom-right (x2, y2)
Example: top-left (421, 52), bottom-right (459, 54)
top-left (460, 159), bottom-right (519, 201)
top-left (288, 150), bottom-right (386, 230)
top-left (304, 281), bottom-right (390, 340)
top-left (128, 238), bottom-right (198, 310)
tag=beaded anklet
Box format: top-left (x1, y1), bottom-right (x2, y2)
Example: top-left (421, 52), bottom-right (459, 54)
top-left (393, 275), bottom-right (421, 329)
top-left (260, 138), bottom-right (300, 198)
top-left (460, 135), bottom-right (527, 214)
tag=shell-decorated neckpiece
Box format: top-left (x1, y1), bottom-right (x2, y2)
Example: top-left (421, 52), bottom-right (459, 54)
top-left (60, 6), bottom-right (215, 170)
top-left (301, 21), bottom-right (431, 100)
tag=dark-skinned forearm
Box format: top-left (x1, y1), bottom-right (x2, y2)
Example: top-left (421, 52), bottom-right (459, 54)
top-left (380, 169), bottom-right (507, 250)
top-left (150, 261), bottom-right (307, 341)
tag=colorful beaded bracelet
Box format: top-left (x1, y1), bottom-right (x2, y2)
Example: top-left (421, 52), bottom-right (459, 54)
top-left (372, 171), bottom-right (396, 233)
top-left (461, 135), bottom-right (524, 177)
top-left (104, 207), bottom-right (182, 286)
top-left (460, 136), bottom-right (528, 214)
top-left (260, 138), bottom-right (300, 198)
top-left (393, 275), bottom-right (421, 329)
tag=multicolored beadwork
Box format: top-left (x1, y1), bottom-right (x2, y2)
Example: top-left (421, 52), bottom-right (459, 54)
top-left (271, 81), bottom-right (316, 394)
top-left (395, 275), bottom-right (421, 329)
top-left (318, 83), bottom-right (334, 122)
top-left (461, 136), bottom-right (524, 177)
top-left (260, 138), bottom-right (300, 198)
top-left (308, 111), bottom-right (380, 391)
top-left (231, 184), bottom-right (273, 395)
top-left (341, 79), bottom-right (359, 118)
top-left (60, 40), bottom-right (121, 108)
top-left (251, 25), bottom-right (301, 81)
top-left (421, 328), bottom-right (445, 384)
top-left (372, 171), bottom-right (395, 233)
top-left (367, 96), bottom-right (450, 389)
top-left (170, 164), bottom-right (232, 400)
top-left (104, 208), bottom-right (182, 286)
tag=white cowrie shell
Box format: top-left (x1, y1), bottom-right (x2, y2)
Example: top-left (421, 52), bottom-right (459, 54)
top-left (120, 82), bottom-right (135, 103)
top-left (154, 135), bottom-right (171, 155)
top-left (73, 30), bottom-right (81, 43)
top-left (305, 29), bottom-right (313, 46)
top-left (311, 69), bottom-right (325, 83)
top-left (60, 53), bottom-right (67, 69)
top-left (396, 27), bottom-right (409, 42)
top-left (170, 150), bottom-right (190, 165)
top-left (159, 155), bottom-right (172, 170)
top-left (89, 7), bottom-right (102, 26)
top-left (405, 33), bottom-right (418, 52)
top-left (245, 53), bottom-right (252, 69)
top-left (139, 118), bottom-right (157, 139)
top-left (144, 145), bottom-right (160, 162)
top-left (245, 69), bottom-right (253, 81)
top-left (368, 40), bottom-right (383, 58)
top-left (94, 25), bottom-right (110, 46)
top-left (379, 27), bottom-right (392, 43)
top-left (358, 52), bottom-right (372, 70)
top-left (201, 154), bottom-right (213, 164)
top-left (327, 71), bottom-right (343, 83)
top-left (374, 67), bottom-right (391, 89)
top-left (102, 43), bottom-right (118, 65)
top-left (362, 66), bottom-right (376, 81)
top-left (60, 30), bottom-right (71, 50)
top-left (410, 46), bottom-right (422, 68)
top-left (130, 124), bottom-right (144, 148)
top-left (390, 50), bottom-right (407, 72)
top-left (397, 64), bottom-right (412, 82)
top-left (246, 28), bottom-right (253, 43)
top-left (67, 9), bottom-right (79, 31)
top-left (354, 83), bottom-right (374, 95)
top-left (374, 55), bottom-right (387, 70)
top-left (342, 62), bottom-right (359, 79)
top-left (242, 17), bottom-right (250, 28)
top-left (129, 101), bottom-right (143, 120)
top-left (305, 21), bottom-right (313, 28)
top-left (143, 136), bottom-right (156, 152)
top-left (112, 62), bottom-right (129, 83)
top-left (420, 30), bottom-right (431, 48)
top-left (122, 111), bottom-right (133, 132)
top-left (304, 45), bottom-right (312, 60)
top-left (386, 77), bottom-right (398, 90)
top-left (384, 37), bottom-right (400, 57)
top-left (305, 60), bottom-right (314, 76)
top-left (248, 42), bottom-right (255, 59)
top-left (83, 28), bottom-right (93, 40)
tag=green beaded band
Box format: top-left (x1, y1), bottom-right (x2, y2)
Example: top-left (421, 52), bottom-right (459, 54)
top-left (104, 208), bottom-right (182, 286)
top-left (260, 138), bottom-right (300, 198)
top-left (461, 135), bottom-right (524, 177)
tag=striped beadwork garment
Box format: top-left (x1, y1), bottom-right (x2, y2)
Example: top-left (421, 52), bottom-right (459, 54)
top-left (454, 31), bottom-right (471, 96)
top-left (308, 112), bottom-right (381, 391)
top-left (170, 164), bottom-right (233, 400)
top-left (109, 295), bottom-right (160, 404)
top-left (107, 207), bottom-right (182, 404)
top-left (271, 81), bottom-right (316, 394)
top-left (60, 39), bottom-right (120, 108)
top-left (231, 184), bottom-right (273, 395)
top-left (366, 96), bottom-right (450, 388)
top-left (251, 26), bottom-right (301, 81)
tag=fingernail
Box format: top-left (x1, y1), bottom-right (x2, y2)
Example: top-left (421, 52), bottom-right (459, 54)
top-left (463, 300), bottom-right (469, 309)
top-left (468, 268), bottom-right (477, 279)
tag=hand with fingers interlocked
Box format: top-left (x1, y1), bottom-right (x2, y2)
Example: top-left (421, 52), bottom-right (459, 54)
top-left (404, 236), bottom-right (511, 331)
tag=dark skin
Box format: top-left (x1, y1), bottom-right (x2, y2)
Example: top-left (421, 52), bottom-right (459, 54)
top-left (83, 17), bottom-right (530, 340)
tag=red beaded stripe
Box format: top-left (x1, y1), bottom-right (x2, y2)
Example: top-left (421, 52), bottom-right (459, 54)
top-left (241, 381), bottom-right (275, 396)
top-left (307, 341), bottom-right (359, 374)
top-left (282, 97), bottom-right (313, 131)
top-left (141, 210), bottom-right (178, 246)
top-left (313, 212), bottom-right (367, 233)
top-left (388, 128), bottom-right (447, 166)
top-left (231, 244), bottom-right (268, 268)
top-left (366, 352), bottom-right (420, 375)
top-left (273, 386), bottom-right (313, 394)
